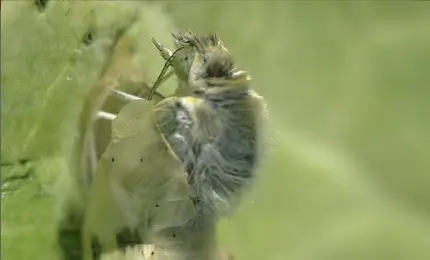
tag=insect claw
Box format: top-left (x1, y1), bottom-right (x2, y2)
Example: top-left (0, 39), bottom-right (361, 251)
top-left (230, 70), bottom-right (252, 86)
top-left (97, 111), bottom-right (117, 121)
top-left (89, 131), bottom-right (98, 174)
top-left (111, 89), bottom-right (143, 103)
top-left (151, 37), bottom-right (173, 61)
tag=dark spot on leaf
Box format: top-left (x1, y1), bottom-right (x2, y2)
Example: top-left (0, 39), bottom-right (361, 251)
top-left (151, 251), bottom-right (155, 255)
top-left (57, 225), bottom-right (83, 260)
top-left (111, 158), bottom-right (115, 162)
top-left (82, 31), bottom-right (94, 45)
top-left (34, 0), bottom-right (49, 12)
top-left (156, 204), bottom-right (159, 208)
top-left (172, 233), bottom-right (176, 238)
top-left (91, 236), bottom-right (101, 260)
top-left (1, 158), bottom-right (31, 167)
top-left (116, 228), bottom-right (143, 249)
top-left (18, 159), bottom-right (30, 165)
top-left (140, 158), bottom-right (143, 162)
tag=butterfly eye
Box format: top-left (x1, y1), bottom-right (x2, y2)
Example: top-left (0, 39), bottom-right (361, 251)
top-left (205, 60), bottom-right (231, 78)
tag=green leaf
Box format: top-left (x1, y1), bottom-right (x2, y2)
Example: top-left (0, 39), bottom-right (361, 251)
top-left (1, 1), bottom-right (176, 259)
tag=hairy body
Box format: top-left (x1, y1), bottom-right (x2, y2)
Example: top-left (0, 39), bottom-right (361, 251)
top-left (147, 30), bottom-right (269, 228)
top-left (154, 75), bottom-right (267, 228)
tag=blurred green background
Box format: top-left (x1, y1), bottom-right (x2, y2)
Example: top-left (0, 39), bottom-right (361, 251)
top-left (2, 1), bottom-right (430, 260)
top-left (160, 1), bottom-right (430, 260)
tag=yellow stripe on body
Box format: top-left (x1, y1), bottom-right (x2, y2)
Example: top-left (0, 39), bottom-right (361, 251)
top-left (180, 96), bottom-right (204, 122)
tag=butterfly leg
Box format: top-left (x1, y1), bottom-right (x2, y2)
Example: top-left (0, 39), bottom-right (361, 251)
top-left (151, 37), bottom-right (173, 60)
top-left (111, 89), bottom-right (143, 103)
top-left (96, 111), bottom-right (117, 121)
top-left (109, 66), bottom-right (175, 104)
top-left (89, 130), bottom-right (98, 174)
top-left (111, 87), bottom-right (167, 102)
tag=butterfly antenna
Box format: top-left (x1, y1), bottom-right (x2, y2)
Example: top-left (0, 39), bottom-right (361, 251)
top-left (148, 46), bottom-right (185, 101)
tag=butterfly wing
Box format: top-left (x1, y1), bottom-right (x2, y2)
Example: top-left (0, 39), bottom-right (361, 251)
top-left (84, 99), bottom-right (195, 257)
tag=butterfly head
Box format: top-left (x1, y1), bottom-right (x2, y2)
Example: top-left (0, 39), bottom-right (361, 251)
top-left (182, 31), bottom-right (251, 96)
top-left (151, 30), bottom-right (251, 97)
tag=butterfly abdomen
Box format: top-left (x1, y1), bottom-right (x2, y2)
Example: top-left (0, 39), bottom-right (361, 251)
top-left (175, 91), bottom-right (265, 226)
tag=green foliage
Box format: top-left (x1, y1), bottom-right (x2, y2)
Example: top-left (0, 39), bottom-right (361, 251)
top-left (3, 1), bottom-right (430, 260)
top-left (1, 1), bottom-right (176, 259)
top-left (162, 1), bottom-right (430, 260)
